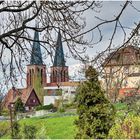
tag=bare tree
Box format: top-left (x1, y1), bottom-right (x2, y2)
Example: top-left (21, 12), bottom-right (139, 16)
top-left (0, 1), bottom-right (139, 88)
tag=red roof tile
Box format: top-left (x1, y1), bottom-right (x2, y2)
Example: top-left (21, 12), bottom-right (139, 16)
top-left (3, 87), bottom-right (34, 108)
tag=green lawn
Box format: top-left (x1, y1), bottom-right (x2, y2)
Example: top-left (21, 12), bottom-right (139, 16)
top-left (0, 115), bottom-right (77, 139)
top-left (0, 102), bottom-right (130, 139)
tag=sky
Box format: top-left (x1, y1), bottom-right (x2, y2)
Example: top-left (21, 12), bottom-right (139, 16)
top-left (66, 1), bottom-right (140, 76)
top-left (1, 1), bottom-right (140, 92)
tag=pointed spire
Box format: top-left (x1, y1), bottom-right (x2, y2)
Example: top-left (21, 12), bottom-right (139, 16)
top-left (53, 30), bottom-right (65, 67)
top-left (30, 23), bottom-right (43, 65)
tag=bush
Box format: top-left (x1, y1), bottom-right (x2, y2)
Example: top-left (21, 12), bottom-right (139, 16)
top-left (36, 104), bottom-right (54, 111)
top-left (43, 104), bottom-right (54, 110)
top-left (58, 107), bottom-right (65, 113)
top-left (63, 102), bottom-right (76, 109)
top-left (23, 124), bottom-right (37, 139)
top-left (0, 122), bottom-right (10, 138)
top-left (109, 115), bottom-right (140, 139)
top-left (12, 121), bottom-right (21, 139)
top-left (1, 109), bottom-right (9, 116)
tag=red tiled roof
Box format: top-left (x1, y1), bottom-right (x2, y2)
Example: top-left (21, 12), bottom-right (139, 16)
top-left (3, 87), bottom-right (34, 108)
top-left (3, 88), bottom-right (21, 108)
top-left (20, 87), bottom-right (33, 104)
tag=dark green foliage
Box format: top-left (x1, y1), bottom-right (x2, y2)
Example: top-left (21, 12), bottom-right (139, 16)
top-left (58, 107), bottom-right (65, 113)
top-left (12, 121), bottom-right (21, 139)
top-left (36, 104), bottom-right (55, 111)
top-left (23, 124), bottom-right (37, 139)
top-left (14, 98), bottom-right (24, 113)
top-left (75, 66), bottom-right (115, 139)
top-left (85, 65), bottom-right (98, 81)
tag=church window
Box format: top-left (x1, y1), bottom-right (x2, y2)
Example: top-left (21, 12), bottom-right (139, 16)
top-left (29, 69), bottom-right (31, 85)
top-left (61, 70), bottom-right (63, 82)
top-left (32, 69), bottom-right (34, 74)
top-left (63, 70), bottom-right (65, 81)
top-left (37, 68), bottom-right (39, 72)
top-left (41, 69), bottom-right (43, 84)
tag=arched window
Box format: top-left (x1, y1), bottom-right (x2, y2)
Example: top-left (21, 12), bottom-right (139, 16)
top-left (41, 69), bottom-right (43, 84)
top-left (61, 70), bottom-right (63, 82)
top-left (29, 69), bottom-right (32, 85)
top-left (37, 67), bottom-right (40, 76)
top-left (63, 70), bottom-right (65, 82)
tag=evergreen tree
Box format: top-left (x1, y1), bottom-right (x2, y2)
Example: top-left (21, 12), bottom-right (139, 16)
top-left (14, 98), bottom-right (25, 113)
top-left (75, 66), bottom-right (115, 139)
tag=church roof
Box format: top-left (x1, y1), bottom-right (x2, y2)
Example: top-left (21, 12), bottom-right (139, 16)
top-left (30, 28), bottom-right (43, 65)
top-left (2, 87), bottom-right (40, 108)
top-left (53, 30), bottom-right (66, 67)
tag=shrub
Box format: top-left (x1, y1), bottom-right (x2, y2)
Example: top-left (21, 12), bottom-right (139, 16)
top-left (12, 121), bottom-right (21, 139)
top-left (63, 102), bottom-right (76, 109)
top-left (1, 108), bottom-right (9, 116)
top-left (36, 104), bottom-right (54, 111)
top-left (58, 107), bottom-right (65, 113)
top-left (43, 104), bottom-right (54, 110)
top-left (0, 122), bottom-right (10, 138)
top-left (36, 105), bottom-right (43, 110)
top-left (23, 124), bottom-right (37, 139)
top-left (109, 115), bottom-right (140, 139)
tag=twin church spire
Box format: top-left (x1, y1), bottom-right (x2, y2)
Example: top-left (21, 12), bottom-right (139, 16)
top-left (53, 30), bottom-right (66, 67)
top-left (28, 26), bottom-right (69, 86)
top-left (30, 25), bottom-right (43, 65)
top-left (30, 28), bottom-right (65, 67)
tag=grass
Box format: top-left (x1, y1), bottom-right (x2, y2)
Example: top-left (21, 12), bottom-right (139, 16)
top-left (0, 102), bottom-right (132, 139)
top-left (0, 115), bottom-right (77, 139)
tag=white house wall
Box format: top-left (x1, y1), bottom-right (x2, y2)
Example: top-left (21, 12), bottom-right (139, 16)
top-left (44, 96), bottom-right (60, 105)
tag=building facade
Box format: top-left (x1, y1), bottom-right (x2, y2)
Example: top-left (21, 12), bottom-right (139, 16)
top-left (103, 45), bottom-right (140, 101)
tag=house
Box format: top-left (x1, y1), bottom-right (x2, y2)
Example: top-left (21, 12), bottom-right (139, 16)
top-left (103, 45), bottom-right (140, 100)
top-left (3, 27), bottom-right (79, 110)
top-left (3, 87), bottom-right (41, 111)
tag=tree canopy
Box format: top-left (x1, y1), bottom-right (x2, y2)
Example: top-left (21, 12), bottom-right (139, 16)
top-left (75, 66), bottom-right (115, 139)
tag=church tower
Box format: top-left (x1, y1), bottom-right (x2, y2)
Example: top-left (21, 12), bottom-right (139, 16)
top-left (50, 30), bottom-right (69, 83)
top-left (26, 28), bottom-right (46, 102)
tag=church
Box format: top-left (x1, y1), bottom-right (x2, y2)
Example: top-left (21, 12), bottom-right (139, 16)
top-left (3, 28), bottom-right (79, 111)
